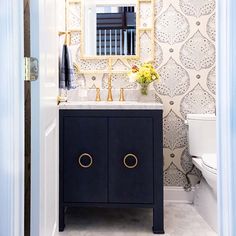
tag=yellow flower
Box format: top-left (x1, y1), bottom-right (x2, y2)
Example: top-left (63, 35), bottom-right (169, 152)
top-left (128, 63), bottom-right (160, 85)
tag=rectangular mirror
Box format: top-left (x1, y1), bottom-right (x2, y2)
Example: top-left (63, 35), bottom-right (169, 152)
top-left (83, 1), bottom-right (137, 57)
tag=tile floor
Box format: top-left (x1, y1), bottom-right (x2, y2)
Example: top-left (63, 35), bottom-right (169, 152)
top-left (57, 203), bottom-right (217, 236)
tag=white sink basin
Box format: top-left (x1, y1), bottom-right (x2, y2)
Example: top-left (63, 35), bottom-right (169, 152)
top-left (59, 101), bottom-right (163, 110)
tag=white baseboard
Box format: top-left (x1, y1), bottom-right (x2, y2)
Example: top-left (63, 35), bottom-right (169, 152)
top-left (164, 186), bottom-right (195, 204)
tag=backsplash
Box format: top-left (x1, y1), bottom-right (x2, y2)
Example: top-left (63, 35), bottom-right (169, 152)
top-left (67, 0), bottom-right (216, 188)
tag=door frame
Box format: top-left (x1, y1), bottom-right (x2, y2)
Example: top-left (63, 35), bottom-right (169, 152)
top-left (30, 0), bottom-right (41, 233)
top-left (0, 0), bottom-right (25, 236)
top-left (217, 0), bottom-right (236, 235)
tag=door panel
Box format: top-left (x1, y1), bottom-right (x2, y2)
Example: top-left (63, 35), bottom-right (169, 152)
top-left (30, 0), bottom-right (59, 235)
top-left (109, 117), bottom-right (154, 204)
top-left (63, 117), bottom-right (108, 203)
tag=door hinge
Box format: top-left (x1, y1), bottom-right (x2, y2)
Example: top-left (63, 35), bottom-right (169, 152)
top-left (24, 57), bottom-right (39, 81)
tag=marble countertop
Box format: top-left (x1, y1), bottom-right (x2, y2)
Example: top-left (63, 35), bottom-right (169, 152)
top-left (59, 101), bottom-right (163, 110)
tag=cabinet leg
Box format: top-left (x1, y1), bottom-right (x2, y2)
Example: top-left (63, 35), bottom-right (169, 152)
top-left (59, 205), bottom-right (65, 232)
top-left (153, 207), bottom-right (164, 234)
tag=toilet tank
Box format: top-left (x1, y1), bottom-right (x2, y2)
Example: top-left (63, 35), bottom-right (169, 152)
top-left (186, 114), bottom-right (216, 157)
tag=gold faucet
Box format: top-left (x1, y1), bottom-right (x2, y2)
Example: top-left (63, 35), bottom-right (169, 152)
top-left (119, 88), bottom-right (125, 101)
top-left (107, 75), bottom-right (113, 102)
top-left (95, 87), bottom-right (101, 101)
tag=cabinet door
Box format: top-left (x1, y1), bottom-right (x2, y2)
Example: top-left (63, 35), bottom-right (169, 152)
top-left (63, 117), bottom-right (108, 203)
top-left (109, 117), bottom-right (154, 204)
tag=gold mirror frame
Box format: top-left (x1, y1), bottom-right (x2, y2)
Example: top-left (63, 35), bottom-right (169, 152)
top-left (67, 0), bottom-right (155, 74)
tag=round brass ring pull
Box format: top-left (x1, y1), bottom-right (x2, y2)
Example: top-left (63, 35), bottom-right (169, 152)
top-left (123, 154), bottom-right (138, 169)
top-left (78, 153), bottom-right (93, 168)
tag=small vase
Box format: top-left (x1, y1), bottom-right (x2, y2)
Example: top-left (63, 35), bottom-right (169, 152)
top-left (138, 83), bottom-right (150, 102)
top-left (140, 83), bottom-right (149, 95)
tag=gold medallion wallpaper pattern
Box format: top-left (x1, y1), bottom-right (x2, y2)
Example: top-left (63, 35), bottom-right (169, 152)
top-left (67, 0), bottom-right (216, 188)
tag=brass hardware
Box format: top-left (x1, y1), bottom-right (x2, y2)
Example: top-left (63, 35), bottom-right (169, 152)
top-left (64, 32), bottom-right (71, 45)
top-left (107, 75), bottom-right (113, 102)
top-left (57, 95), bottom-right (67, 105)
top-left (78, 153), bottom-right (93, 168)
top-left (119, 88), bottom-right (125, 102)
top-left (58, 31), bottom-right (66, 37)
top-left (95, 88), bottom-right (101, 101)
top-left (24, 57), bottom-right (39, 81)
top-left (58, 31), bottom-right (71, 45)
top-left (123, 154), bottom-right (138, 169)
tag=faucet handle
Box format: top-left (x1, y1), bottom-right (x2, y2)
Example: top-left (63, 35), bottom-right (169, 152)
top-left (95, 87), bottom-right (101, 101)
top-left (107, 75), bottom-right (113, 101)
top-left (119, 88), bottom-right (125, 102)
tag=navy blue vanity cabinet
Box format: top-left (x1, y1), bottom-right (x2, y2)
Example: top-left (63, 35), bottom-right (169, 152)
top-left (109, 117), bottom-right (154, 204)
top-left (63, 117), bottom-right (108, 203)
top-left (59, 110), bottom-right (164, 234)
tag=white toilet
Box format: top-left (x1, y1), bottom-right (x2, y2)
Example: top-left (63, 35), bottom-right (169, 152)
top-left (186, 114), bottom-right (217, 232)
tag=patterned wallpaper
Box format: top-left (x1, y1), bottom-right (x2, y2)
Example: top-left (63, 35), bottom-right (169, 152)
top-left (155, 0), bottom-right (216, 188)
top-left (67, 0), bottom-right (216, 188)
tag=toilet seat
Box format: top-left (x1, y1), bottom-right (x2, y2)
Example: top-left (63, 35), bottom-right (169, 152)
top-left (202, 154), bottom-right (217, 175)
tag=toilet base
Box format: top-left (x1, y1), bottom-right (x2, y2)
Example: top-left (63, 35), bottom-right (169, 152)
top-left (194, 178), bottom-right (217, 232)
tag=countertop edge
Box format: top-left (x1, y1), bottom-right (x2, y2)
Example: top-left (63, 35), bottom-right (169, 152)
top-left (58, 102), bottom-right (164, 110)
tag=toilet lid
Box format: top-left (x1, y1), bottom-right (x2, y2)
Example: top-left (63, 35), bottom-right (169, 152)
top-left (202, 153), bottom-right (217, 171)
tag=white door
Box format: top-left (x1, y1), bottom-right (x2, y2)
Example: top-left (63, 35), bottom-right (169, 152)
top-left (30, 0), bottom-right (59, 235)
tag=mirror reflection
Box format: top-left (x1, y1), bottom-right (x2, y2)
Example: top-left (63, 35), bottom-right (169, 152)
top-left (84, 3), bottom-right (136, 56)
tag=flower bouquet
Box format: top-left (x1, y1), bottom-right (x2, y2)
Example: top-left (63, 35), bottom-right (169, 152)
top-left (128, 63), bottom-right (160, 95)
